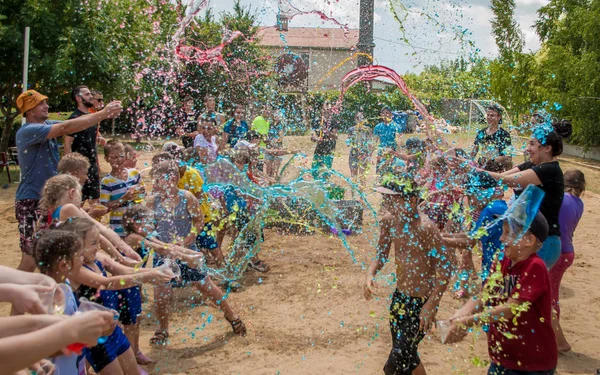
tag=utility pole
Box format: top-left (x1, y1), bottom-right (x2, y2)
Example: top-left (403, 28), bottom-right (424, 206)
top-left (357, 0), bottom-right (375, 67)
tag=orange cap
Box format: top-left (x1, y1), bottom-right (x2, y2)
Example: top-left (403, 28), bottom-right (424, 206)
top-left (16, 90), bottom-right (49, 114)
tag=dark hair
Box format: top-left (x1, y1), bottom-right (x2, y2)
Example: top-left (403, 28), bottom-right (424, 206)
top-left (55, 216), bottom-right (97, 239)
top-left (123, 205), bottom-right (154, 234)
top-left (247, 130), bottom-right (261, 141)
top-left (564, 169), bottom-right (585, 197)
top-left (487, 104), bottom-right (502, 116)
top-left (91, 90), bottom-right (103, 96)
top-left (204, 94), bottom-right (215, 103)
top-left (71, 85), bottom-right (89, 103)
top-left (201, 116), bottom-right (217, 127)
top-left (544, 120), bottom-right (572, 156)
top-left (34, 230), bottom-right (82, 274)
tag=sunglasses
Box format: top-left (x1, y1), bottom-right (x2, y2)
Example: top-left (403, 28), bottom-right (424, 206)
top-left (95, 98), bottom-right (104, 102)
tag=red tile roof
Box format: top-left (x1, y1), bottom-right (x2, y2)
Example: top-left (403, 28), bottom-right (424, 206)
top-left (257, 27), bottom-right (359, 49)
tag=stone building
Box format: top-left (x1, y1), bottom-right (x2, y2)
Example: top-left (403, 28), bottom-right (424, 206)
top-left (257, 22), bottom-right (359, 92)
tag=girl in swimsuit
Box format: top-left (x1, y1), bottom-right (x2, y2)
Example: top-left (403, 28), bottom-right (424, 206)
top-left (62, 217), bottom-right (171, 375)
top-left (38, 174), bottom-right (141, 266)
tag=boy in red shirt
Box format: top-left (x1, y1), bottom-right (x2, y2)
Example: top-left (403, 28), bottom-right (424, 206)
top-left (445, 211), bottom-right (557, 375)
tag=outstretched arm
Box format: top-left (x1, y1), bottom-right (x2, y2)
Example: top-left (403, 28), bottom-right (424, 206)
top-left (47, 101), bottom-right (122, 140)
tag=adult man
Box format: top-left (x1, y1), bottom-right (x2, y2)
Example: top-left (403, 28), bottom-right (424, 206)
top-left (64, 86), bottom-right (105, 204)
top-left (15, 89), bottom-right (122, 272)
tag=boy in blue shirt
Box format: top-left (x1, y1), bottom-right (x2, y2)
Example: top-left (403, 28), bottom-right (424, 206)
top-left (373, 106), bottom-right (404, 173)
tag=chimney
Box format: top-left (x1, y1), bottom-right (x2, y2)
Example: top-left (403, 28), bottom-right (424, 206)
top-left (277, 14), bottom-right (289, 31)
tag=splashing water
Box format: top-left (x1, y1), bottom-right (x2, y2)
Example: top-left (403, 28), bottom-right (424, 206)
top-left (278, 0), bottom-right (350, 34)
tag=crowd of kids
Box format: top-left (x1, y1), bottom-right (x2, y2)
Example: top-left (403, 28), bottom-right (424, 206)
top-left (5, 87), bottom-right (589, 375)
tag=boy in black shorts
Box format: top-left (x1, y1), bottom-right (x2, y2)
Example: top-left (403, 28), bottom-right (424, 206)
top-left (364, 177), bottom-right (454, 375)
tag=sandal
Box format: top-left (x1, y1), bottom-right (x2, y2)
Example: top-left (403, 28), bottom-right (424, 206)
top-left (248, 260), bottom-right (270, 273)
top-left (149, 329), bottom-right (169, 346)
top-left (227, 317), bottom-right (247, 337)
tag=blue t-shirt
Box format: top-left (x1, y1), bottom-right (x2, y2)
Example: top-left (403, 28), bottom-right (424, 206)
top-left (15, 121), bottom-right (61, 200)
top-left (472, 200), bottom-right (507, 282)
top-left (373, 122), bottom-right (403, 150)
top-left (223, 119), bottom-right (249, 148)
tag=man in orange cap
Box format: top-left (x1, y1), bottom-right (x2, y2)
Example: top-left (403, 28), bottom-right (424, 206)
top-left (14, 89), bottom-right (123, 272)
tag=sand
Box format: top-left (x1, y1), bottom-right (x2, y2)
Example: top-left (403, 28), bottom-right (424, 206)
top-left (0, 135), bottom-right (599, 375)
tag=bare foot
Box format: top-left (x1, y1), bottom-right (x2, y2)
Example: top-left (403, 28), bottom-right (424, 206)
top-left (136, 351), bottom-right (155, 365)
top-left (558, 343), bottom-right (572, 353)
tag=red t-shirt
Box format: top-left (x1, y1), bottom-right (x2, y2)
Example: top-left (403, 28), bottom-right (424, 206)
top-left (486, 254), bottom-right (557, 371)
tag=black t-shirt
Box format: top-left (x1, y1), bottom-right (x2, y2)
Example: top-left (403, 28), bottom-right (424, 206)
top-left (313, 117), bottom-right (338, 156)
top-left (517, 161), bottom-right (564, 236)
top-left (181, 112), bottom-right (198, 149)
top-left (68, 109), bottom-right (98, 174)
top-left (474, 127), bottom-right (511, 157)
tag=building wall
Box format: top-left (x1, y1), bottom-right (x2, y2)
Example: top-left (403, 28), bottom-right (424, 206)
top-left (264, 46), bottom-right (357, 91)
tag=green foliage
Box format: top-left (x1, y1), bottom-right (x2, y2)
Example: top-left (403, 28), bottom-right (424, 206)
top-left (0, 0), bottom-right (179, 149)
top-left (490, 0), bottom-right (524, 62)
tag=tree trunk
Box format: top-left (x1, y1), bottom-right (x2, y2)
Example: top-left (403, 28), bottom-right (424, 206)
top-left (0, 113), bottom-right (18, 153)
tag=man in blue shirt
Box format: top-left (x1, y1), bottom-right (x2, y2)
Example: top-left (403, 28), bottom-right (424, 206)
top-left (14, 90), bottom-right (122, 271)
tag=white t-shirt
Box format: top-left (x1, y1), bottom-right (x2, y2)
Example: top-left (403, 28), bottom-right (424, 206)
top-left (194, 134), bottom-right (218, 162)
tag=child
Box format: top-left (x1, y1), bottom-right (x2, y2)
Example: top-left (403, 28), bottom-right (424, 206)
top-left (194, 116), bottom-right (220, 163)
top-left (347, 112), bottom-right (375, 188)
top-left (58, 152), bottom-right (108, 219)
top-left (122, 205), bottom-right (206, 267)
top-left (146, 161), bottom-right (246, 346)
top-left (221, 103), bottom-right (249, 150)
top-left (62, 217), bottom-right (171, 375)
top-left (264, 110), bottom-right (284, 179)
top-left (100, 140), bottom-right (145, 237)
top-left (34, 229), bottom-right (87, 375)
top-left (364, 178), bottom-right (454, 375)
top-left (551, 169), bottom-right (585, 352)
top-left (100, 140), bottom-right (147, 366)
top-left (39, 174), bottom-right (141, 264)
top-left (442, 171), bottom-right (505, 297)
top-left (123, 144), bottom-right (139, 169)
top-left (445, 211), bottom-right (558, 375)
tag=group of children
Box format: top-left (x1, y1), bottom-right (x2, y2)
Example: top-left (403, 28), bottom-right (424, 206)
top-left (364, 116), bottom-right (586, 375)
top-left (3, 98), bottom-right (590, 375)
top-left (6, 128), bottom-right (282, 374)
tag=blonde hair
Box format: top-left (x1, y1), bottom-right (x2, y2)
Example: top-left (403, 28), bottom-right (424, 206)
top-left (103, 139), bottom-right (124, 157)
top-left (39, 174), bottom-right (81, 211)
top-left (58, 152), bottom-right (90, 174)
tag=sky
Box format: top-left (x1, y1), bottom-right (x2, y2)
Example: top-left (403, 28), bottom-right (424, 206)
top-left (204, 0), bottom-right (550, 74)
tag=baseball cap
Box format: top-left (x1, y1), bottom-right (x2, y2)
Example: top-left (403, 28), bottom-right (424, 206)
top-left (16, 90), bottom-right (49, 114)
top-left (374, 175), bottom-right (419, 198)
top-left (526, 211), bottom-right (549, 243)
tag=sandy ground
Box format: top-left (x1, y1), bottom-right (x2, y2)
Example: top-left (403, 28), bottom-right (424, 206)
top-left (0, 135), bottom-right (599, 375)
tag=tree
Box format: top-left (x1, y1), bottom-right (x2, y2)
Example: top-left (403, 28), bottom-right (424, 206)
top-left (0, 0), bottom-right (178, 151)
top-left (490, 0), bottom-right (524, 62)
